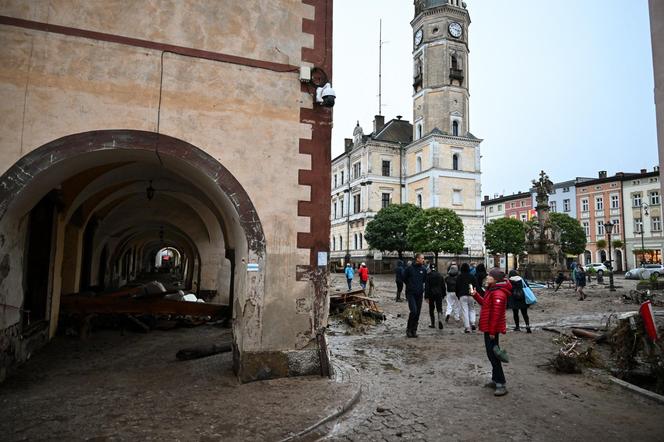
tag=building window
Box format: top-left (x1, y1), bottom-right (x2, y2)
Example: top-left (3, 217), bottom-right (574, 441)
top-left (633, 193), bottom-right (642, 207)
top-left (520, 213), bottom-right (527, 222)
top-left (452, 120), bottom-right (459, 136)
top-left (520, 200), bottom-right (525, 207)
top-left (612, 218), bottom-right (620, 235)
top-left (416, 155), bottom-right (422, 173)
top-left (339, 236), bottom-right (343, 250)
top-left (582, 221), bottom-right (590, 236)
top-left (563, 199), bottom-right (570, 212)
top-left (359, 233), bottom-right (363, 249)
top-left (382, 193), bottom-right (390, 208)
top-left (332, 236), bottom-right (336, 250)
top-left (489, 206), bottom-right (494, 213)
top-left (581, 199), bottom-right (589, 212)
top-left (353, 194), bottom-right (361, 213)
top-left (595, 196), bottom-right (603, 211)
top-left (340, 171), bottom-right (345, 184)
top-left (635, 218), bottom-right (643, 233)
top-left (382, 160), bottom-right (391, 177)
top-left (651, 191), bottom-right (661, 205)
top-left (416, 123), bottom-right (423, 140)
top-left (340, 197), bottom-right (344, 217)
top-left (353, 162), bottom-right (361, 179)
top-left (334, 174), bottom-right (337, 188)
top-left (562, 187), bottom-right (570, 193)
top-left (550, 201), bottom-right (557, 212)
top-left (653, 217), bottom-right (662, 232)
top-left (511, 202), bottom-right (515, 208)
top-left (497, 204), bottom-right (502, 211)
top-left (453, 190), bottom-right (462, 205)
top-left (354, 234), bottom-right (358, 250)
top-left (333, 201), bottom-right (337, 218)
top-left (452, 154), bottom-right (459, 171)
top-left (597, 221), bottom-right (605, 236)
top-left (416, 193), bottom-right (423, 208)
top-left (610, 194), bottom-right (619, 209)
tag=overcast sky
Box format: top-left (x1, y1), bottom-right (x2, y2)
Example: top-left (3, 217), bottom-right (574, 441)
top-left (332, 0), bottom-right (658, 196)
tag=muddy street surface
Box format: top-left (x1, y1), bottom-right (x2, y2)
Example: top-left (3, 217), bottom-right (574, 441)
top-left (0, 325), bottom-right (356, 441)
top-left (322, 273), bottom-right (664, 442)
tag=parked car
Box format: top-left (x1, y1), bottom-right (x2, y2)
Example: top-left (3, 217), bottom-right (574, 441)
top-left (625, 264), bottom-right (664, 280)
top-left (585, 263), bottom-right (608, 276)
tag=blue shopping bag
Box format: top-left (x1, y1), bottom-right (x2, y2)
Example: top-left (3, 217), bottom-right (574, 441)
top-left (523, 282), bottom-right (537, 305)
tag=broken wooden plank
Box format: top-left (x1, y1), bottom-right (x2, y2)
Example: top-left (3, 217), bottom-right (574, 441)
top-left (176, 343), bottom-right (232, 361)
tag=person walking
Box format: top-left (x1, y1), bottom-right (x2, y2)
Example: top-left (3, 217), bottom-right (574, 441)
top-left (472, 267), bottom-right (512, 397)
top-left (344, 263), bottom-right (354, 290)
top-left (508, 270), bottom-right (531, 333)
top-left (575, 264), bottom-right (587, 300)
top-left (358, 262), bottom-right (369, 290)
top-left (395, 260), bottom-right (406, 302)
top-left (444, 265), bottom-right (461, 324)
top-left (456, 263), bottom-right (477, 333)
top-left (425, 265), bottom-right (446, 329)
top-left (571, 261), bottom-right (578, 290)
top-left (404, 253), bottom-right (427, 338)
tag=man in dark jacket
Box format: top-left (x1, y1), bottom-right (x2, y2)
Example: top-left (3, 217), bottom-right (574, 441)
top-left (395, 261), bottom-right (405, 302)
top-left (425, 265), bottom-right (446, 329)
top-left (404, 253), bottom-right (427, 338)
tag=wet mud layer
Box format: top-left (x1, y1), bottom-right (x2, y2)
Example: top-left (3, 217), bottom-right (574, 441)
top-left (0, 326), bottom-right (355, 441)
top-left (323, 273), bottom-right (664, 442)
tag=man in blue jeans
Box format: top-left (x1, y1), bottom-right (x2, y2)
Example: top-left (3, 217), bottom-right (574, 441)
top-left (403, 253), bottom-right (427, 338)
top-left (344, 263), bottom-right (354, 290)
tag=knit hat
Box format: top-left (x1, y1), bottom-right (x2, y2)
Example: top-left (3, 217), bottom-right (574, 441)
top-left (488, 267), bottom-right (505, 282)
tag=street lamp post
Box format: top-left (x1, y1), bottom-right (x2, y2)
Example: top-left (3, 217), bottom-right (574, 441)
top-left (604, 220), bottom-right (615, 292)
top-left (639, 202), bottom-right (649, 265)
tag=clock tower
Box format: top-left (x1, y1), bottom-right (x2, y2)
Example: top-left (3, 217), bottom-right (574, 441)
top-left (412, 0), bottom-right (471, 138)
top-left (404, 0), bottom-right (484, 262)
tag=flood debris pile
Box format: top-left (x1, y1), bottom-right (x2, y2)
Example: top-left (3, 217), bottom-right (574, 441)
top-left (608, 312), bottom-right (664, 395)
top-left (330, 290), bottom-right (385, 332)
top-left (59, 281), bottom-right (230, 337)
top-left (548, 332), bottom-right (604, 374)
top-left (623, 289), bottom-right (663, 307)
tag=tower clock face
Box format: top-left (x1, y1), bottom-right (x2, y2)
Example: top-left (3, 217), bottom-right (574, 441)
top-left (414, 28), bottom-right (423, 47)
top-left (449, 22), bottom-right (463, 38)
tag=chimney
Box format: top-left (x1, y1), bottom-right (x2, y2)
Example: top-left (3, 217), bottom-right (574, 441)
top-left (655, 166), bottom-right (660, 173)
top-left (396, 115), bottom-right (403, 120)
top-left (598, 170), bottom-right (607, 179)
top-left (373, 115), bottom-right (385, 134)
top-left (483, 195), bottom-right (489, 202)
top-left (641, 168), bottom-right (647, 174)
top-left (344, 138), bottom-right (353, 152)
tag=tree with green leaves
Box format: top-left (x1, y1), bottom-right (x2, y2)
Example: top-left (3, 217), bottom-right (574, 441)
top-left (484, 218), bottom-right (526, 273)
top-left (549, 212), bottom-right (587, 256)
top-left (364, 203), bottom-right (422, 260)
top-left (406, 208), bottom-right (464, 265)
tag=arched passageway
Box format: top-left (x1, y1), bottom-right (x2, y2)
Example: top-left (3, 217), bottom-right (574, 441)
top-left (0, 130), bottom-right (265, 373)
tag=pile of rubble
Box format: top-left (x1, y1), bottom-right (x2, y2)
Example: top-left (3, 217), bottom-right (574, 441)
top-left (329, 289), bottom-right (385, 330)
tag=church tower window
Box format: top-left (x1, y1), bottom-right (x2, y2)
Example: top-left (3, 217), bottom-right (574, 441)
top-left (452, 120), bottom-right (459, 136)
top-left (452, 154), bottom-right (459, 171)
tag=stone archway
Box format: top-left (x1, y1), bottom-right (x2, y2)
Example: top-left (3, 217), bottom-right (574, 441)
top-left (0, 130), bottom-right (266, 380)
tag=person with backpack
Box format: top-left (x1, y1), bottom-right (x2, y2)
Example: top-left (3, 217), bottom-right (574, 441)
top-left (395, 260), bottom-right (406, 302)
top-left (508, 269), bottom-right (531, 333)
top-left (456, 263), bottom-right (477, 333)
top-left (425, 265), bottom-right (446, 329)
top-left (575, 265), bottom-right (587, 300)
top-left (472, 267), bottom-right (512, 397)
top-left (444, 265), bottom-right (461, 324)
top-left (344, 263), bottom-right (354, 290)
top-left (358, 262), bottom-right (369, 290)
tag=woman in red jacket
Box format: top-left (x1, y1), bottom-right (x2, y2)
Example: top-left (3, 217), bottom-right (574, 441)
top-left (472, 267), bottom-right (512, 397)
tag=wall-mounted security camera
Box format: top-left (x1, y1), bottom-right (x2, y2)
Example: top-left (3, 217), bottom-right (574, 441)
top-left (315, 82), bottom-right (336, 107)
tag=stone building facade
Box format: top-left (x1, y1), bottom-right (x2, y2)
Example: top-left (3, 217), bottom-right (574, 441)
top-left (0, 0), bottom-right (333, 382)
top-left (330, 0), bottom-right (484, 270)
top-left (621, 168), bottom-right (663, 267)
top-left (575, 171), bottom-right (627, 270)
